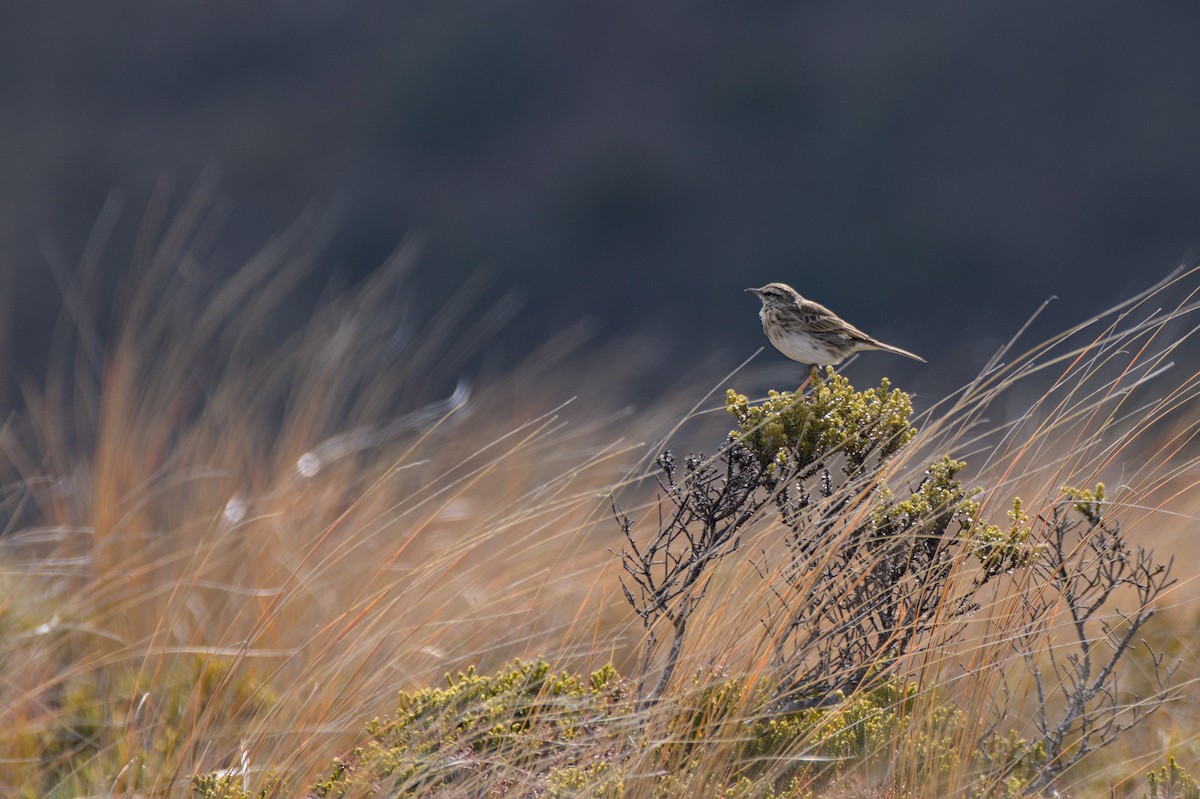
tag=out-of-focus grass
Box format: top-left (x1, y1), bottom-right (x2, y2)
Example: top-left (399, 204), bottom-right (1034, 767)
top-left (0, 193), bottom-right (681, 796)
top-left (3, 193), bottom-right (1200, 797)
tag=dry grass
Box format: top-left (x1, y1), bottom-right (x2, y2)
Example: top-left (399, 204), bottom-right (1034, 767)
top-left (0, 194), bottom-right (660, 795)
top-left (3, 196), bottom-right (1200, 797)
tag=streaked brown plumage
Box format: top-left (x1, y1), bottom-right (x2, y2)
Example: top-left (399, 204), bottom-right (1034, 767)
top-left (746, 282), bottom-right (925, 367)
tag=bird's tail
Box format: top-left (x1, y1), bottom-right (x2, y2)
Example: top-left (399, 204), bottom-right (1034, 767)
top-left (872, 341), bottom-right (926, 363)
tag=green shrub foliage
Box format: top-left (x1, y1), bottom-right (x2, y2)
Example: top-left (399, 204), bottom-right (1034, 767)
top-left (298, 659), bottom-right (631, 798)
top-left (1147, 757), bottom-right (1200, 799)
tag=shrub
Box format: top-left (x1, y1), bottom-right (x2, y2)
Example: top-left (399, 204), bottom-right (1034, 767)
top-left (616, 368), bottom-right (1176, 795)
top-left (618, 370), bottom-right (1032, 710)
top-left (303, 659), bottom-right (631, 797)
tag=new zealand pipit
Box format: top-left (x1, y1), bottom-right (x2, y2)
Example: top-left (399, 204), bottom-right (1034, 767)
top-left (746, 282), bottom-right (925, 368)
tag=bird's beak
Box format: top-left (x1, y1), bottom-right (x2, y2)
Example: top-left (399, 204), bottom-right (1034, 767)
top-left (745, 287), bottom-right (761, 296)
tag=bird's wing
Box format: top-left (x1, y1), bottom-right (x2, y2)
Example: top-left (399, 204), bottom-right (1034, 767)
top-left (798, 299), bottom-right (872, 341)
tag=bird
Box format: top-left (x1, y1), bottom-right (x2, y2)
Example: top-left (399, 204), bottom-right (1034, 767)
top-left (746, 282), bottom-right (925, 368)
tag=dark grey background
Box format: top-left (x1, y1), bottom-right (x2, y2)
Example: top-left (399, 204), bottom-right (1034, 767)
top-left (3, 2), bottom-right (1198, 401)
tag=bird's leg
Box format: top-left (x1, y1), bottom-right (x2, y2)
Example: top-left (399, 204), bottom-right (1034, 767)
top-left (798, 365), bottom-right (819, 394)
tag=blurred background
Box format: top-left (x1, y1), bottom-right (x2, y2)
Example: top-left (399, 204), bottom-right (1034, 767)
top-left (2, 1), bottom-right (1198, 402)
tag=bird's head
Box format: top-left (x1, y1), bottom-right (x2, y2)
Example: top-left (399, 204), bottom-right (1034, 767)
top-left (746, 282), bottom-right (801, 308)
